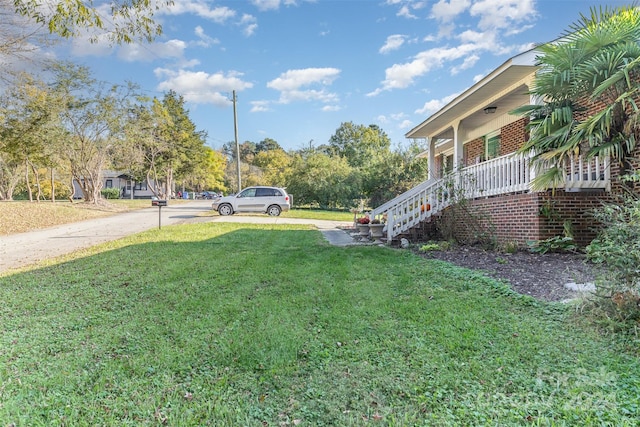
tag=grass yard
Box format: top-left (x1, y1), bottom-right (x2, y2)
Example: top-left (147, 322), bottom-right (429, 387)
top-left (0, 201), bottom-right (353, 236)
top-left (0, 200), bottom-right (153, 235)
top-left (1, 222), bottom-right (639, 425)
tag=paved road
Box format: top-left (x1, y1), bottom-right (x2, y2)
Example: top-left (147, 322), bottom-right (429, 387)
top-left (0, 200), bottom-right (356, 273)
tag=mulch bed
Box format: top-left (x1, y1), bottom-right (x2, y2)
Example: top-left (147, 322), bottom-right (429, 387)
top-left (417, 245), bottom-right (600, 302)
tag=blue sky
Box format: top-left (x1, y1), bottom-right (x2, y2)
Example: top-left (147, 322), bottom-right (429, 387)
top-left (57, 0), bottom-right (632, 152)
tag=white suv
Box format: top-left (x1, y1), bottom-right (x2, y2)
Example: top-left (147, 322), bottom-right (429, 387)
top-left (212, 186), bottom-right (291, 216)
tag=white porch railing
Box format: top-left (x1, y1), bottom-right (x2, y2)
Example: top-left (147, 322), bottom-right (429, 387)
top-left (370, 152), bottom-right (610, 243)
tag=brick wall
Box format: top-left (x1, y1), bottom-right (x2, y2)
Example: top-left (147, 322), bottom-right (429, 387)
top-left (500, 118), bottom-right (529, 155)
top-left (434, 189), bottom-right (613, 247)
top-left (461, 118), bottom-right (529, 166)
top-left (464, 137), bottom-right (484, 166)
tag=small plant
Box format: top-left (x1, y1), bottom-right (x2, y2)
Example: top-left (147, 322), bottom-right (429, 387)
top-left (419, 241), bottom-right (450, 252)
top-left (370, 218), bottom-right (381, 224)
top-left (357, 216), bottom-right (370, 224)
top-left (527, 236), bottom-right (577, 254)
top-left (501, 241), bottom-right (519, 254)
top-left (419, 243), bottom-right (440, 252)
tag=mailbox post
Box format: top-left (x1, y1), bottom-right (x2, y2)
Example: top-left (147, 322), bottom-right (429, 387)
top-left (151, 199), bottom-right (167, 229)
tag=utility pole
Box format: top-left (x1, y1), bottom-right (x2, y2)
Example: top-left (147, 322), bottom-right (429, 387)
top-left (232, 90), bottom-right (241, 193)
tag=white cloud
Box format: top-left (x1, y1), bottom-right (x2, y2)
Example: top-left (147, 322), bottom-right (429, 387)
top-left (117, 39), bottom-right (187, 62)
top-left (161, 0), bottom-right (257, 37)
top-left (379, 35), bottom-right (406, 54)
top-left (369, 43), bottom-right (478, 95)
top-left (154, 68), bottom-right (253, 106)
top-left (397, 5), bottom-right (418, 19)
top-left (415, 92), bottom-right (460, 115)
top-left (470, 0), bottom-right (536, 31)
top-left (322, 105), bottom-right (341, 112)
top-left (268, 68), bottom-right (340, 91)
top-left (70, 34), bottom-right (113, 57)
top-left (194, 26), bottom-right (219, 47)
top-left (450, 53), bottom-right (479, 74)
top-left (250, 100), bottom-right (272, 112)
top-left (431, 0), bottom-right (471, 22)
top-left (399, 119), bottom-right (413, 130)
top-left (251, 0), bottom-right (281, 11)
top-left (267, 68), bottom-right (341, 106)
top-left (239, 14), bottom-right (258, 37)
top-left (163, 0), bottom-right (236, 23)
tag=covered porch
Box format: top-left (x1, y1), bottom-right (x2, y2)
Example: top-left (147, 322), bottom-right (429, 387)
top-left (371, 47), bottom-right (611, 245)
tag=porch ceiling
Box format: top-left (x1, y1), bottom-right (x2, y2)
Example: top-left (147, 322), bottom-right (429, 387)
top-left (406, 49), bottom-right (539, 139)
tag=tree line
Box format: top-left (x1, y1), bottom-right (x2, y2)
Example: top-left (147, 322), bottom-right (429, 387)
top-left (0, 62), bottom-right (428, 209)
top-left (222, 122), bottom-right (429, 209)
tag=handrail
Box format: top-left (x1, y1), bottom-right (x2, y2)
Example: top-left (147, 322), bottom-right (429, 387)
top-left (370, 151), bottom-right (610, 243)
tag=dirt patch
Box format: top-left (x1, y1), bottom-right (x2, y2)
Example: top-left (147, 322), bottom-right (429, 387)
top-left (417, 246), bottom-right (600, 302)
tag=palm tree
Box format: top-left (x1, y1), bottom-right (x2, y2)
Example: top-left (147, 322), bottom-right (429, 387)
top-left (515, 4), bottom-right (640, 191)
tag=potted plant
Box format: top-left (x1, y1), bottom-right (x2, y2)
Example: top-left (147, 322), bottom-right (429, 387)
top-left (369, 218), bottom-right (385, 243)
top-left (356, 216), bottom-right (370, 240)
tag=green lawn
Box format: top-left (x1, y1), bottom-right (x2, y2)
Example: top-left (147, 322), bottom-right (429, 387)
top-left (1, 223), bottom-right (638, 426)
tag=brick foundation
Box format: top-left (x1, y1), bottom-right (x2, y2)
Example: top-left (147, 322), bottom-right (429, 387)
top-left (435, 189), bottom-right (614, 247)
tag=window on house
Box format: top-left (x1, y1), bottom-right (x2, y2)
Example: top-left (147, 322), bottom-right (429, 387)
top-left (105, 179), bottom-right (113, 188)
top-left (443, 154), bottom-right (454, 174)
top-left (485, 132), bottom-right (501, 160)
top-left (134, 182), bottom-right (147, 191)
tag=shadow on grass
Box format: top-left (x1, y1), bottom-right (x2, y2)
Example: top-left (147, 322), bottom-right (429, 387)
top-left (1, 223), bottom-right (639, 425)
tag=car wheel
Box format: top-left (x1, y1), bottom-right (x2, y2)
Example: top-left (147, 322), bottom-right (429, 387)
top-left (218, 204), bottom-right (233, 216)
top-left (267, 205), bottom-right (281, 216)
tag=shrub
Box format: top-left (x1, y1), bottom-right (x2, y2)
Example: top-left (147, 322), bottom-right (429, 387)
top-left (586, 198), bottom-right (640, 290)
top-left (584, 197), bottom-right (640, 333)
top-left (101, 187), bottom-right (121, 199)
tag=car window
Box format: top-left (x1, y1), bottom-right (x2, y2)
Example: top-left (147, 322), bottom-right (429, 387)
top-left (255, 188), bottom-right (282, 197)
top-left (238, 188), bottom-right (256, 198)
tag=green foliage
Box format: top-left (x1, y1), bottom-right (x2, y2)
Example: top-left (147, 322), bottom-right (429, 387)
top-left (587, 199), bottom-right (640, 288)
top-left (584, 198), bottom-right (640, 333)
top-left (13, 0), bottom-right (169, 44)
top-left (0, 223), bottom-right (639, 424)
top-left (100, 187), bottom-right (121, 199)
top-left (527, 236), bottom-right (577, 254)
top-left (419, 241), bottom-right (451, 252)
top-left (285, 151), bottom-right (357, 208)
top-left (515, 5), bottom-right (640, 190)
top-left (501, 241), bottom-right (520, 254)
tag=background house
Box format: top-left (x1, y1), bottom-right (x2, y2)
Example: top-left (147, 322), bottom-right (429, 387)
top-left (72, 171), bottom-right (156, 199)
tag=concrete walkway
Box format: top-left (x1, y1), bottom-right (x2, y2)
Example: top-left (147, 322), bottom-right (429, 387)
top-left (0, 200), bottom-right (359, 273)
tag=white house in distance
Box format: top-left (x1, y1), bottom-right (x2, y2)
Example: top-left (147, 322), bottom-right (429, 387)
top-left (72, 170), bottom-right (155, 199)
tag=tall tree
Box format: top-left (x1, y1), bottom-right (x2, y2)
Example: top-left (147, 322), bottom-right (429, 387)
top-left (516, 5), bottom-right (640, 192)
top-left (183, 147), bottom-right (227, 193)
top-left (0, 73), bottom-right (65, 201)
top-left (256, 138), bottom-right (282, 153)
top-left (139, 91), bottom-right (207, 198)
top-left (253, 149), bottom-right (292, 187)
top-left (50, 62), bottom-right (137, 203)
top-left (328, 122), bottom-right (391, 169)
top-left (286, 152), bottom-right (357, 209)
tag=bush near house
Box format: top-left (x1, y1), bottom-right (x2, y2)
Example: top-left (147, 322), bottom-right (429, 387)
top-left (100, 187), bottom-right (121, 199)
top-left (585, 196), bottom-right (640, 333)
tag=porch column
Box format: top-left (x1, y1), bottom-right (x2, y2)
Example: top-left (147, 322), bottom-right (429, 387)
top-left (427, 137), bottom-right (436, 180)
top-left (452, 120), bottom-right (462, 171)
